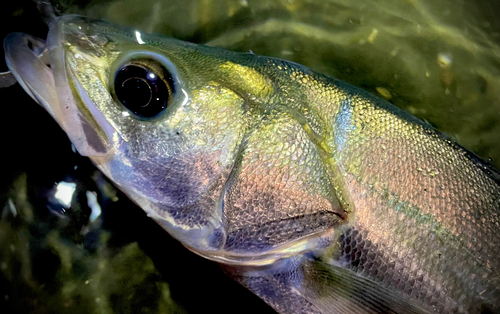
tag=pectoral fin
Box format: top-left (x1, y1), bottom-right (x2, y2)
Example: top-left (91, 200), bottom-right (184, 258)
top-left (230, 256), bottom-right (433, 314)
top-left (299, 259), bottom-right (433, 314)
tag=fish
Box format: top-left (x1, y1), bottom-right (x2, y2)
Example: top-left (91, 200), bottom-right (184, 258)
top-left (4, 14), bottom-right (500, 314)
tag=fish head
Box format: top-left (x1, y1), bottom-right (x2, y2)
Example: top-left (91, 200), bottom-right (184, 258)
top-left (5, 15), bottom-right (263, 253)
top-left (5, 15), bottom-right (342, 265)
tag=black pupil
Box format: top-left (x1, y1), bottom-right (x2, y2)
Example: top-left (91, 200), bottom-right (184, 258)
top-left (114, 62), bottom-right (173, 118)
top-left (122, 78), bottom-right (152, 107)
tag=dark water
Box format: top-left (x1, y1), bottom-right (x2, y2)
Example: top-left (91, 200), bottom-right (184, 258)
top-left (1, 0), bottom-right (499, 313)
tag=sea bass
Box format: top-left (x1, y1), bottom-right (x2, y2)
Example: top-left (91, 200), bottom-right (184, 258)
top-left (4, 15), bottom-right (500, 314)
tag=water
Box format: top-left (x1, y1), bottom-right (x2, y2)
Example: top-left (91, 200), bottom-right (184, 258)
top-left (1, 0), bottom-right (499, 313)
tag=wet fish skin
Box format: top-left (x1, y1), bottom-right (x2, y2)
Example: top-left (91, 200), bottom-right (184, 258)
top-left (4, 15), bottom-right (500, 314)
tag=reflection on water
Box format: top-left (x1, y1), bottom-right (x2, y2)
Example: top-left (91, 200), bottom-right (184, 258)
top-left (1, 0), bottom-right (499, 313)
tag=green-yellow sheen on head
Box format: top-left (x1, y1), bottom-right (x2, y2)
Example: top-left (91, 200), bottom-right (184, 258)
top-left (54, 15), bottom-right (345, 262)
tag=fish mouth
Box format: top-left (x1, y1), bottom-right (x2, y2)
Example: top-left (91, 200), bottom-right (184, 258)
top-left (4, 15), bottom-right (117, 158)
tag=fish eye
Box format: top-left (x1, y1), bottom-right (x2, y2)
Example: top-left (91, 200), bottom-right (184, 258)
top-left (113, 59), bottom-right (175, 118)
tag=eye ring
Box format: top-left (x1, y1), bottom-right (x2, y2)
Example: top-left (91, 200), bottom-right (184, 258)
top-left (113, 58), bottom-right (175, 118)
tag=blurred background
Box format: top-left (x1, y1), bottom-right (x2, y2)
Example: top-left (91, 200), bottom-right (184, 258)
top-left (1, 0), bottom-right (499, 313)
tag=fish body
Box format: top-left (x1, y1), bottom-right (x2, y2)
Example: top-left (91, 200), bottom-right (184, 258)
top-left (4, 15), bottom-right (500, 314)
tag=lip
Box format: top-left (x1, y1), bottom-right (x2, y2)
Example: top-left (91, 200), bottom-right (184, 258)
top-left (4, 32), bottom-right (61, 122)
top-left (4, 15), bottom-right (117, 158)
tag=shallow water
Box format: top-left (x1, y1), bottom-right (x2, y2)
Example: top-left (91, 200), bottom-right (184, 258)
top-left (0, 0), bottom-right (499, 313)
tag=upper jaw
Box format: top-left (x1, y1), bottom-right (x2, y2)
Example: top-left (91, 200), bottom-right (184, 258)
top-left (4, 15), bottom-right (118, 158)
top-left (4, 32), bottom-right (60, 121)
